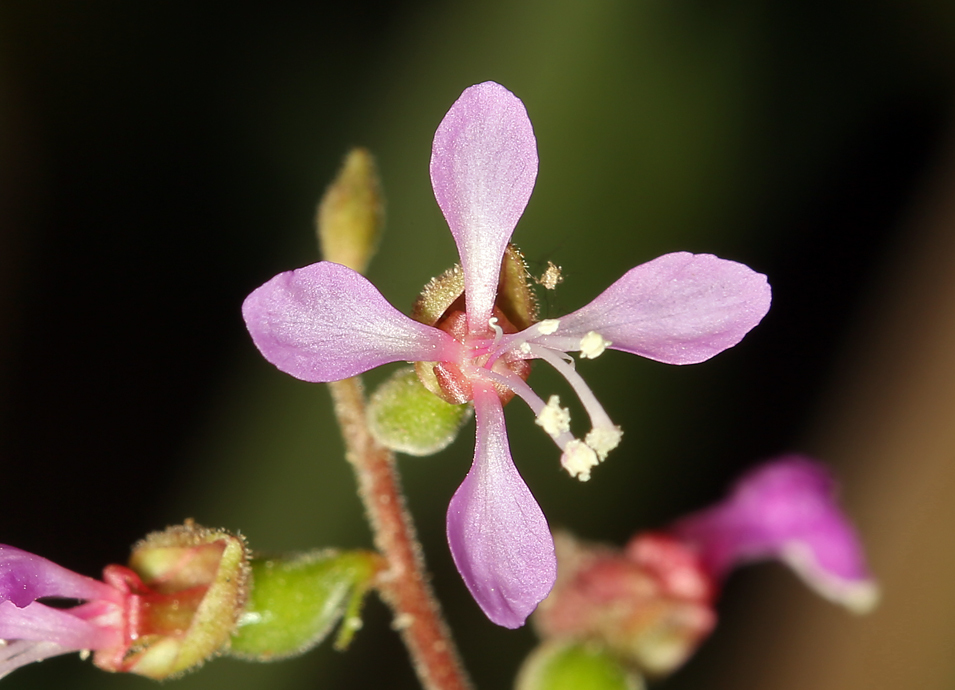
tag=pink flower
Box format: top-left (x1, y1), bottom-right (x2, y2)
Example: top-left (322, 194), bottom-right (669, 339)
top-left (672, 455), bottom-right (879, 612)
top-left (0, 545), bottom-right (126, 679)
top-left (0, 526), bottom-right (250, 679)
top-left (242, 81), bottom-right (772, 628)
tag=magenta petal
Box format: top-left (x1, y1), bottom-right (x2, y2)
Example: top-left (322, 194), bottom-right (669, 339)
top-left (0, 601), bottom-right (118, 649)
top-left (446, 384), bottom-right (556, 628)
top-left (242, 261), bottom-right (461, 382)
top-left (430, 82), bottom-right (539, 331)
top-left (673, 456), bottom-right (878, 612)
top-left (0, 546), bottom-right (120, 608)
top-left (541, 252), bottom-right (771, 365)
top-left (0, 640), bottom-right (80, 680)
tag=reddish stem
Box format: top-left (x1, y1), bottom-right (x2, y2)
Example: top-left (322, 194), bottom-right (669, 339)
top-left (327, 377), bottom-right (473, 690)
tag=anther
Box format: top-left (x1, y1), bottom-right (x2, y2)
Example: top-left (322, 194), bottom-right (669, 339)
top-left (535, 395), bottom-right (571, 438)
top-left (561, 440), bottom-right (599, 481)
top-left (537, 319), bottom-right (560, 335)
top-left (579, 331), bottom-right (611, 359)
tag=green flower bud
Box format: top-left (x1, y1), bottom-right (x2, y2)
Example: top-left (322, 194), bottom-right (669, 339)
top-left (516, 641), bottom-right (645, 690)
top-left (317, 147), bottom-right (385, 275)
top-left (229, 549), bottom-right (383, 661)
top-left (367, 366), bottom-right (472, 456)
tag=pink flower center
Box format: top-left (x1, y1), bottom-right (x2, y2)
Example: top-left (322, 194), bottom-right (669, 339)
top-left (429, 308), bottom-right (531, 405)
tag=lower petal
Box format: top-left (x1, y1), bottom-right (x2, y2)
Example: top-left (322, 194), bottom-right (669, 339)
top-left (446, 383), bottom-right (556, 628)
top-left (0, 640), bottom-right (79, 680)
top-left (0, 600), bottom-right (120, 650)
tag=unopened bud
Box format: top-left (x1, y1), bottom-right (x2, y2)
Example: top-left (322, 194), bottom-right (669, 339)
top-left (367, 366), bottom-right (472, 456)
top-left (516, 641), bottom-right (645, 690)
top-left (317, 148), bottom-right (385, 274)
top-left (229, 549), bottom-right (383, 661)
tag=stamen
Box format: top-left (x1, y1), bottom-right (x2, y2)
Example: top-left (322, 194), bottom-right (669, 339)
top-left (579, 331), bottom-right (612, 359)
top-left (535, 395), bottom-right (571, 438)
top-left (585, 426), bottom-right (623, 460)
top-left (487, 318), bottom-right (561, 366)
top-left (530, 345), bottom-right (617, 432)
top-left (479, 370), bottom-right (575, 450)
top-left (561, 440), bottom-right (599, 481)
top-left (537, 319), bottom-right (560, 335)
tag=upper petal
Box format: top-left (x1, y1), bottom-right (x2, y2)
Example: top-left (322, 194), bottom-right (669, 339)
top-left (242, 261), bottom-right (461, 382)
top-left (446, 383), bottom-right (556, 628)
top-left (672, 456), bottom-right (878, 613)
top-left (430, 82), bottom-right (539, 331)
top-left (0, 545), bottom-right (120, 608)
top-left (536, 252), bottom-right (771, 365)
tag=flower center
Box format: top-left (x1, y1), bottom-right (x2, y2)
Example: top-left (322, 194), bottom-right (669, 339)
top-left (426, 307), bottom-right (531, 405)
top-left (415, 292), bottom-right (622, 482)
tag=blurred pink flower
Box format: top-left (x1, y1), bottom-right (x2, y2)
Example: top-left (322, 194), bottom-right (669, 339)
top-left (673, 455), bottom-right (879, 612)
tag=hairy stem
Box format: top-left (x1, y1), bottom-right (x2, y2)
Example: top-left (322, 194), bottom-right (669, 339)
top-left (327, 377), bottom-right (473, 690)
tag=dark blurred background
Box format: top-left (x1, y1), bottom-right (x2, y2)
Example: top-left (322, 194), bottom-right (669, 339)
top-left (2, 2), bottom-right (954, 688)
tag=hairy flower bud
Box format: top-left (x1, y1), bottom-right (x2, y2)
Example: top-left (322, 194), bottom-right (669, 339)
top-left (229, 549), bottom-right (383, 660)
top-left (516, 641), bottom-right (645, 690)
top-left (317, 147), bottom-right (385, 275)
top-left (367, 366), bottom-right (472, 456)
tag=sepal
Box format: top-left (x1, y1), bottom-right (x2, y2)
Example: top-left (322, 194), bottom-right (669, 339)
top-left (229, 549), bottom-right (383, 661)
top-left (95, 521), bottom-right (251, 679)
top-left (367, 366), bottom-right (472, 456)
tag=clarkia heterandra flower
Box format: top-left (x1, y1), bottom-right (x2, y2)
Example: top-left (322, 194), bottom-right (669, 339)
top-left (242, 81), bottom-right (772, 628)
top-left (0, 524), bottom-right (249, 680)
top-left (533, 457), bottom-right (877, 677)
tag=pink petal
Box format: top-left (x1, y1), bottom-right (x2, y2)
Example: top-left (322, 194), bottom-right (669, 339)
top-left (242, 261), bottom-right (461, 382)
top-left (0, 545), bottom-right (120, 607)
top-left (430, 82), bottom-right (538, 332)
top-left (0, 640), bottom-right (80, 680)
top-left (0, 601), bottom-right (119, 649)
top-left (446, 383), bottom-right (556, 628)
top-left (673, 456), bottom-right (878, 613)
top-left (539, 252), bottom-right (771, 365)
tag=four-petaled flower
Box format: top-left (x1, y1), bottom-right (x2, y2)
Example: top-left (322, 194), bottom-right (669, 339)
top-left (0, 525), bottom-right (249, 680)
top-left (242, 81), bottom-right (772, 627)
